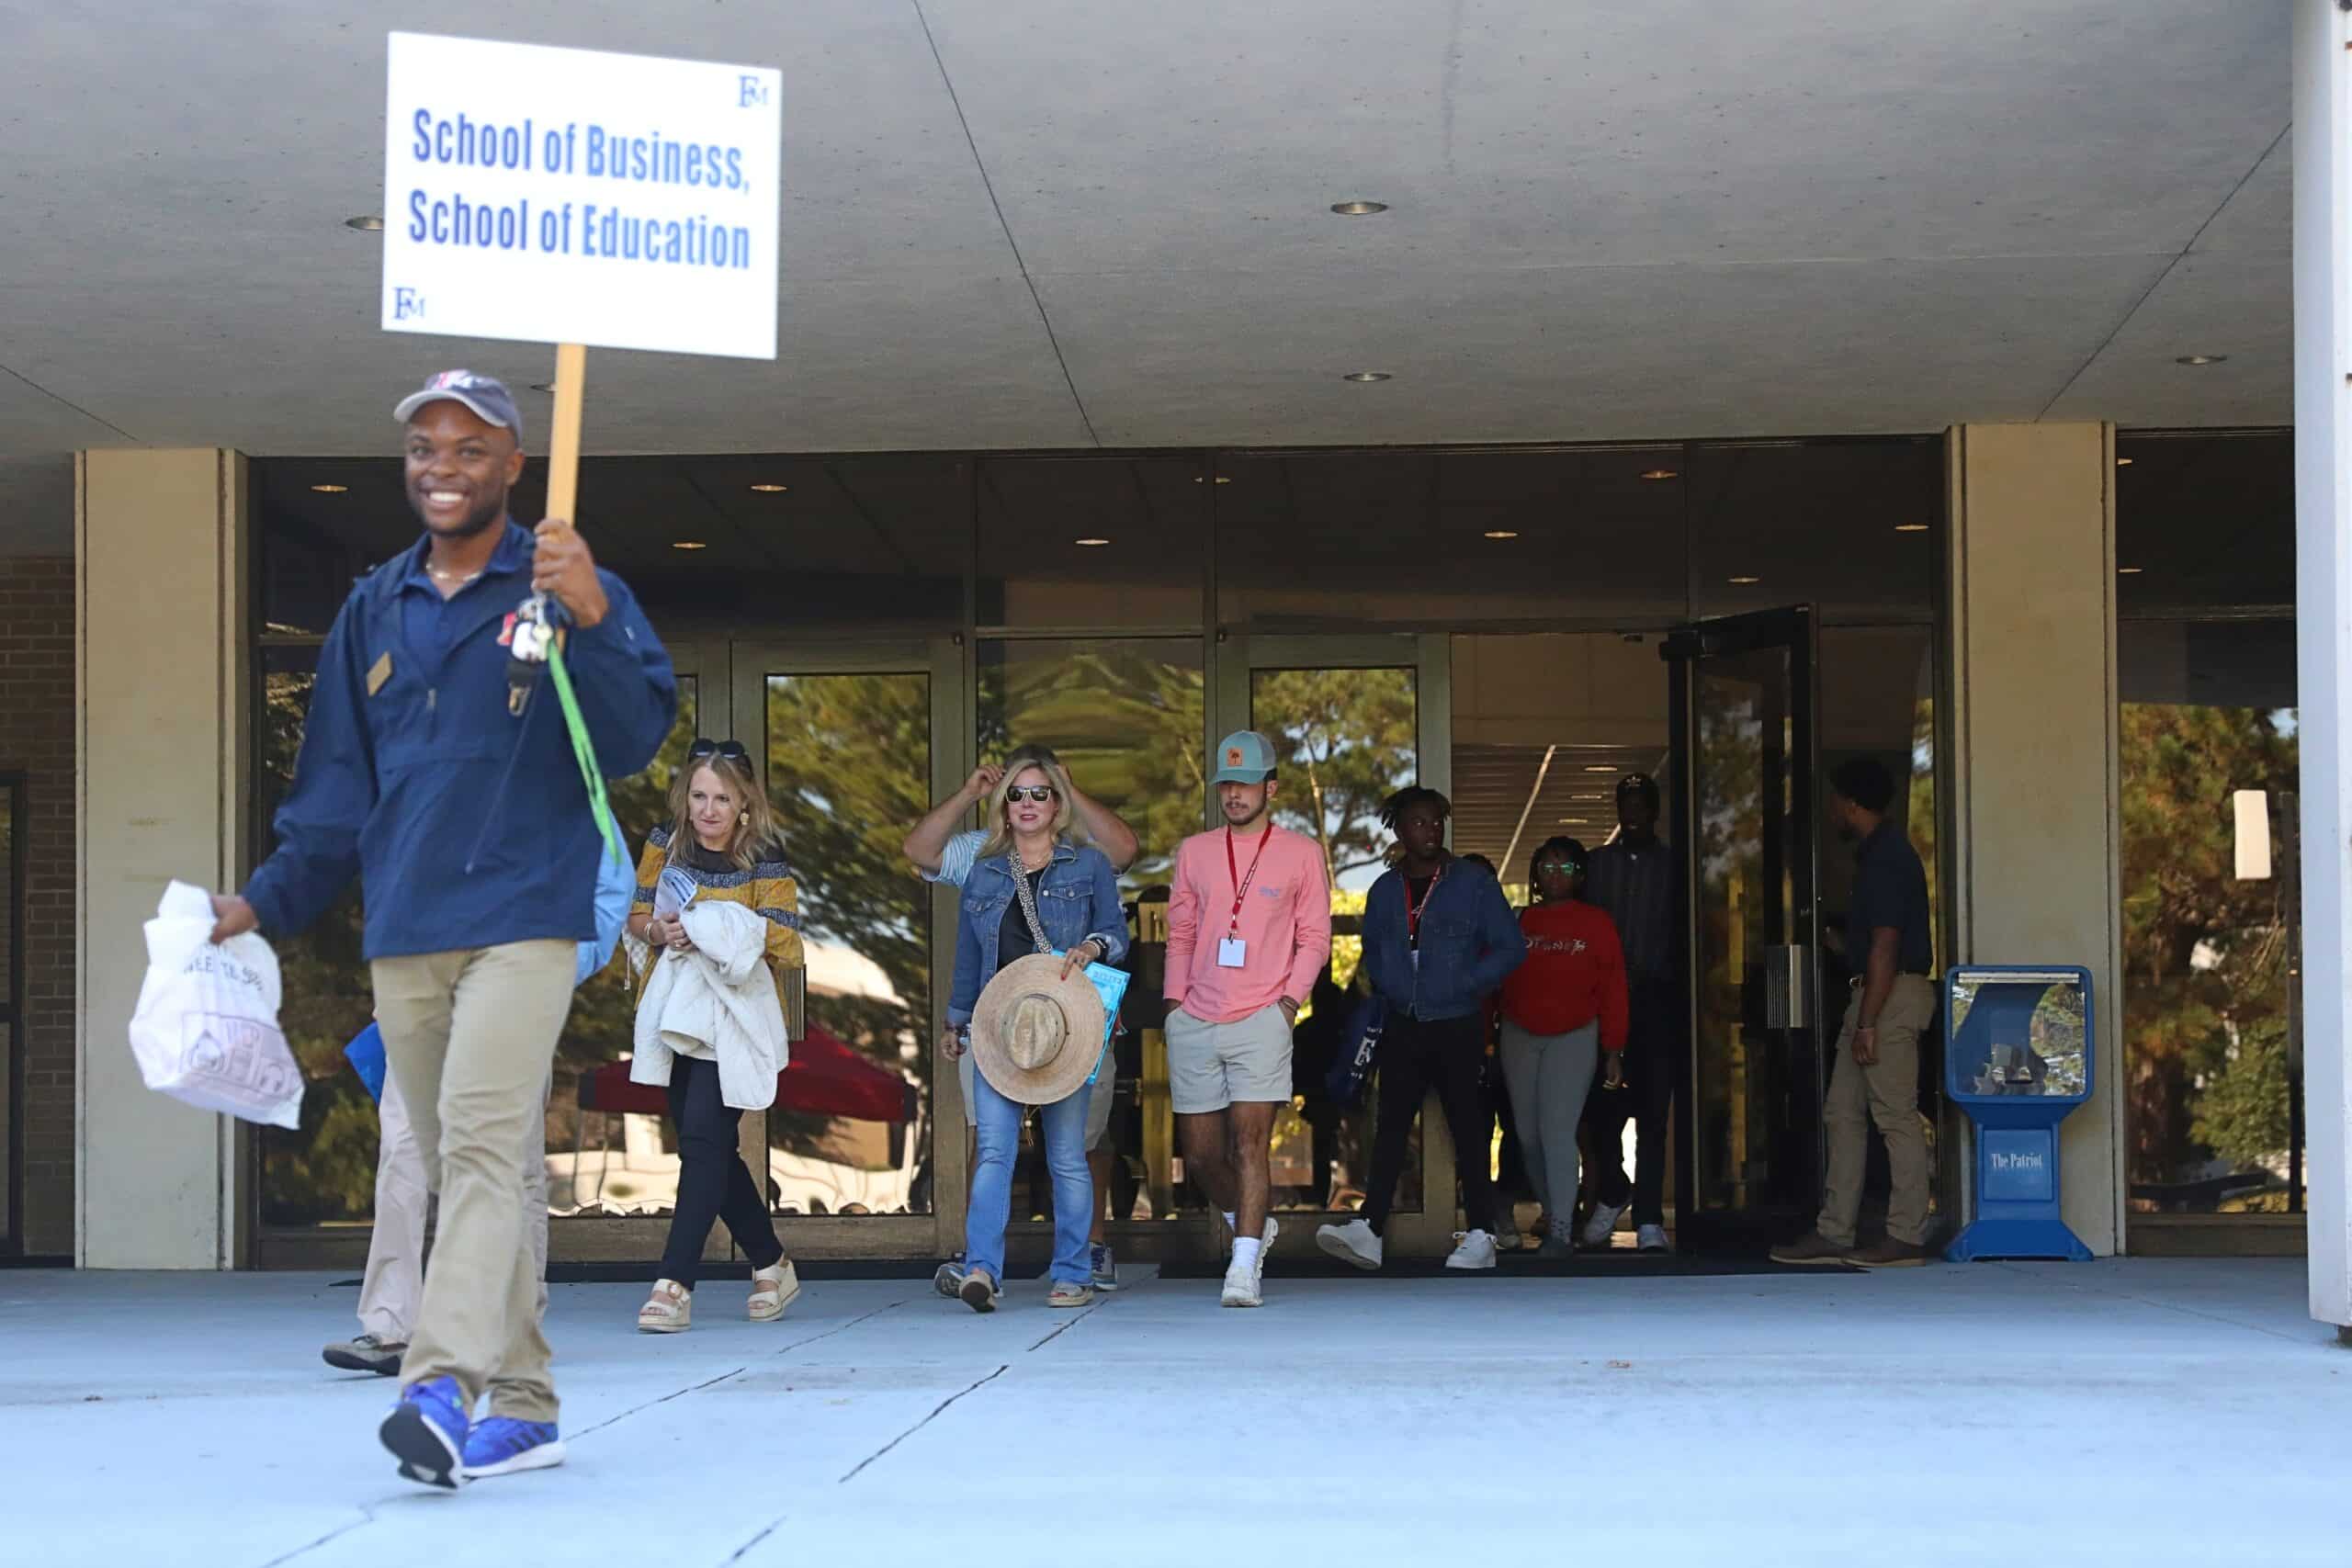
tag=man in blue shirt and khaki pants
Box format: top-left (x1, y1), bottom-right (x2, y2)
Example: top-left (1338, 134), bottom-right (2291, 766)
top-left (209, 371), bottom-right (676, 1486)
top-left (1773, 756), bottom-right (1939, 1269)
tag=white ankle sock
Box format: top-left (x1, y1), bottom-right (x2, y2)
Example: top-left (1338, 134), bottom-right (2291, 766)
top-left (1232, 1236), bottom-right (1262, 1271)
top-left (1223, 1211), bottom-right (1238, 1232)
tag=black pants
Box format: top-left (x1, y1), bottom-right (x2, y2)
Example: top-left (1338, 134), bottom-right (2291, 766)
top-left (658, 1055), bottom-right (786, 1288)
top-left (1584, 980), bottom-right (1682, 1227)
top-left (1363, 1012), bottom-right (1498, 1237)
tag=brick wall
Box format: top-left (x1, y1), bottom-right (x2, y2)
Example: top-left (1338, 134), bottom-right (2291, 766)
top-left (0, 557), bottom-right (74, 1255)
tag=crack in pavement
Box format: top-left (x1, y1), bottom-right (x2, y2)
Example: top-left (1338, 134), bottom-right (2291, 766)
top-left (836, 1364), bottom-right (1008, 1484)
top-left (574, 1298), bottom-right (909, 1443)
top-left (256, 1505), bottom-right (377, 1567)
top-left (1026, 1297), bottom-right (1107, 1352)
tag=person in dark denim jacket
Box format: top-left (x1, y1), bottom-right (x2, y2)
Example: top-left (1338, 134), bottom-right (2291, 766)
top-left (939, 746), bottom-right (1130, 1311)
top-left (1317, 786), bottom-right (1524, 1272)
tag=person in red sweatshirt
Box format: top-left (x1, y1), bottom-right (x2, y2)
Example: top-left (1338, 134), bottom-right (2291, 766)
top-left (1496, 837), bottom-right (1629, 1257)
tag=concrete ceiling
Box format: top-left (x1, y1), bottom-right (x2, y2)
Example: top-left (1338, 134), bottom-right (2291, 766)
top-left (0, 1), bottom-right (2296, 553)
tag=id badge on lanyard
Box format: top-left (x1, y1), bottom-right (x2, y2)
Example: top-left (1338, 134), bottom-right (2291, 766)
top-left (1220, 826), bottom-right (1272, 970)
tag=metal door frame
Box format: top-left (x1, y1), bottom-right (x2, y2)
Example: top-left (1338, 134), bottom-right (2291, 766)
top-left (1664, 604), bottom-right (1822, 1254)
top-left (729, 637), bottom-right (967, 1262)
top-left (1213, 631), bottom-right (1458, 1257)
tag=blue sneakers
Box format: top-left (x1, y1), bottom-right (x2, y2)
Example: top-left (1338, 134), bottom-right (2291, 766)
top-left (380, 1375), bottom-right (469, 1489)
top-left (462, 1416), bottom-right (567, 1480)
top-left (1091, 1242), bottom-right (1119, 1292)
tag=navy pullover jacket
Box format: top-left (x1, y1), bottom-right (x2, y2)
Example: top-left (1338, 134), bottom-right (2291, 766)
top-left (244, 521), bottom-right (677, 960)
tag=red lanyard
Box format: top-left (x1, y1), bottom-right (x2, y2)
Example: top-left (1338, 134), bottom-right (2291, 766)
top-left (1225, 827), bottom-right (1273, 935)
top-left (1406, 862), bottom-right (1444, 940)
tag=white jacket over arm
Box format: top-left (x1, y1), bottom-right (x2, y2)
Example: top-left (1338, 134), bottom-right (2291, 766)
top-left (629, 901), bottom-right (787, 1111)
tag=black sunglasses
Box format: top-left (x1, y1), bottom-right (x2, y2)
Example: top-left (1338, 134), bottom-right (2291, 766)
top-left (686, 738), bottom-right (750, 763)
top-left (1006, 784), bottom-right (1059, 804)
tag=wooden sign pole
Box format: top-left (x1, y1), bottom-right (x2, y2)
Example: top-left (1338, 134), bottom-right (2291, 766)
top-left (546, 341), bottom-right (587, 523)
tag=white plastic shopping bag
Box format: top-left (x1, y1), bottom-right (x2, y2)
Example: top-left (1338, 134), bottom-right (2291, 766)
top-left (127, 880), bottom-right (304, 1129)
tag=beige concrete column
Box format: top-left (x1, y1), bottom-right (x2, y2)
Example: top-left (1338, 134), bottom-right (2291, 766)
top-left (75, 448), bottom-right (251, 1269)
top-left (1945, 423), bottom-right (2125, 1257)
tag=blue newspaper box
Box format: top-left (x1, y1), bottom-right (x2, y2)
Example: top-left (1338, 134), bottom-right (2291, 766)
top-left (1942, 965), bottom-right (2094, 1262)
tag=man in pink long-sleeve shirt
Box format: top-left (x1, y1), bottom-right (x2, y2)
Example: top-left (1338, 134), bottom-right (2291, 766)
top-left (1164, 729), bottom-right (1333, 1308)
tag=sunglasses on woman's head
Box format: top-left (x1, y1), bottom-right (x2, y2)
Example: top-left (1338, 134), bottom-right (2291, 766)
top-left (1006, 785), bottom-right (1058, 804)
top-left (686, 738), bottom-right (750, 763)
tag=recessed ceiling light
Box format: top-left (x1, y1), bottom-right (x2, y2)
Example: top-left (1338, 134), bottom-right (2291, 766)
top-left (1330, 199), bottom-right (1389, 216)
top-left (1342, 371), bottom-right (1393, 383)
top-left (2175, 355), bottom-right (2227, 366)
top-left (2118, 566), bottom-right (2143, 575)
top-left (1728, 575), bottom-right (1762, 585)
top-left (2116, 457), bottom-right (2134, 467)
top-left (1074, 536), bottom-right (1112, 547)
top-left (672, 540), bottom-right (708, 551)
top-left (344, 215), bottom-right (385, 231)
top-left (1640, 468), bottom-right (1679, 481)
top-left (1894, 523), bottom-right (1929, 533)
top-left (310, 483), bottom-right (349, 494)
top-left (747, 483), bottom-right (788, 493)
top-left (1483, 530), bottom-right (1520, 540)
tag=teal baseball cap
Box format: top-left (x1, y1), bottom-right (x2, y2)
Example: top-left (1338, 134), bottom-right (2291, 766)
top-left (1211, 729), bottom-right (1279, 784)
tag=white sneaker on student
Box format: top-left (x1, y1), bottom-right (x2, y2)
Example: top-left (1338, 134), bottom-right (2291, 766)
top-left (1637, 1224), bottom-right (1673, 1254)
top-left (1581, 1201), bottom-right (1627, 1248)
top-left (1315, 1217), bottom-right (1384, 1271)
top-left (1252, 1217), bottom-right (1280, 1294)
top-left (1220, 1256), bottom-right (1262, 1308)
top-left (1444, 1229), bottom-right (1500, 1270)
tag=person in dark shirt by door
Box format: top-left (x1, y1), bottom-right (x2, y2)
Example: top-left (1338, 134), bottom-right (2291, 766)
top-left (1773, 757), bottom-right (1939, 1269)
top-left (1580, 774), bottom-right (1679, 1253)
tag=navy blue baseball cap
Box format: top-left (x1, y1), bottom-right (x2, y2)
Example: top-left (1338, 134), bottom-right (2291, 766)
top-left (394, 370), bottom-right (524, 442)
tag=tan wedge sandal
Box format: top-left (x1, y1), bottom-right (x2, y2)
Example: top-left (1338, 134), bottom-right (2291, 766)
top-left (637, 1279), bottom-right (691, 1333)
top-left (749, 1259), bottom-right (801, 1322)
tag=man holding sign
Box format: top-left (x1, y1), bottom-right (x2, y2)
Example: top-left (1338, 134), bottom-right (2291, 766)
top-left (210, 372), bottom-right (676, 1488)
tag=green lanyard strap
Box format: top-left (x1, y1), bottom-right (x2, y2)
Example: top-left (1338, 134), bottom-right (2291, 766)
top-left (545, 634), bottom-right (625, 866)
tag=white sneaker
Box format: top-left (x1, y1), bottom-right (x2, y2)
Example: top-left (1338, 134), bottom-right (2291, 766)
top-left (1220, 1256), bottom-right (1262, 1308)
top-left (1252, 1217), bottom-right (1280, 1294)
top-left (1581, 1201), bottom-right (1627, 1248)
top-left (1444, 1229), bottom-right (1500, 1270)
top-left (1637, 1224), bottom-right (1672, 1254)
top-left (1315, 1217), bottom-right (1384, 1271)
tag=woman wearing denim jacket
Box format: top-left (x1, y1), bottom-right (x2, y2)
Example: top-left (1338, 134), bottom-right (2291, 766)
top-left (1317, 785), bottom-right (1525, 1273)
top-left (939, 745), bottom-right (1130, 1312)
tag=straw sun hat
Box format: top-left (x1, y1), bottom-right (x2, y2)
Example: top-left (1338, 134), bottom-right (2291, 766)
top-left (970, 953), bottom-right (1107, 1106)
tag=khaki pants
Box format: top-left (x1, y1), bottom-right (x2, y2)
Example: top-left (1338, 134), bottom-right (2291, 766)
top-left (372, 940), bottom-right (575, 1422)
top-left (1815, 975), bottom-right (1937, 1249)
top-left (357, 1067), bottom-right (550, 1344)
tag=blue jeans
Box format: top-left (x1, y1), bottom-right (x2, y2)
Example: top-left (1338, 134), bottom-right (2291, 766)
top-left (965, 1068), bottom-right (1093, 1286)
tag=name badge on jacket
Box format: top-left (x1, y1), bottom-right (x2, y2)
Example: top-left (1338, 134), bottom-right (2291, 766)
top-left (1217, 936), bottom-right (1248, 968)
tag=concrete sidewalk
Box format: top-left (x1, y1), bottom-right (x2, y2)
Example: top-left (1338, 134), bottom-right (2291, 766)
top-left (2, 1258), bottom-right (2345, 1566)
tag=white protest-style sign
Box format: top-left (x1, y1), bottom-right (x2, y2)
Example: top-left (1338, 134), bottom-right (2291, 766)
top-left (381, 31), bottom-right (781, 360)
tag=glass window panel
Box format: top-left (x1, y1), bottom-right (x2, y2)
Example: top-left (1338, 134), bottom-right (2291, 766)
top-left (1686, 439), bottom-right (1941, 625)
top-left (1250, 665), bottom-right (1419, 1213)
top-left (1689, 646), bottom-right (1806, 1215)
top-left (2117, 431), bottom-right (2293, 614)
top-left (975, 637), bottom-right (1204, 1227)
top-left (1216, 450), bottom-right (1687, 629)
top-left (2119, 617), bottom-right (2301, 1214)
top-left (547, 678), bottom-right (698, 1219)
top-left (256, 646), bottom-right (379, 1227)
top-left (978, 457), bottom-right (1206, 628)
top-left (763, 671), bottom-right (933, 1215)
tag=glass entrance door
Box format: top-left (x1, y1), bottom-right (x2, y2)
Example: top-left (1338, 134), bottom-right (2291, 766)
top-left (1666, 606), bottom-right (1822, 1252)
top-left (735, 641), bottom-right (963, 1260)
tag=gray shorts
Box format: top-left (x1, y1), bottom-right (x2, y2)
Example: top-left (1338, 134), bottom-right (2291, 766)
top-left (1165, 1003), bottom-right (1293, 1114)
top-left (960, 1042), bottom-right (1118, 1153)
